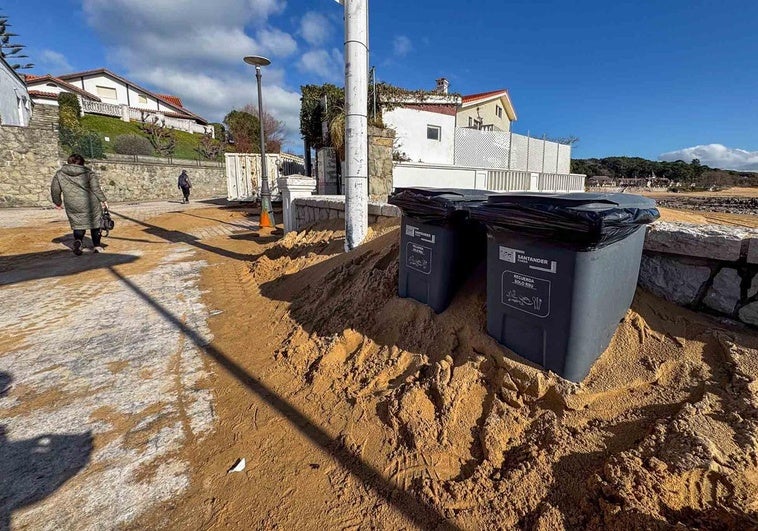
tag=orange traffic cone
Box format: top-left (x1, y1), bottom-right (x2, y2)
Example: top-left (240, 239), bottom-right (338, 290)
top-left (259, 208), bottom-right (274, 228)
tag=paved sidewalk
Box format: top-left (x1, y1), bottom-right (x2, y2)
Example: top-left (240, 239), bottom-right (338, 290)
top-left (0, 204), bottom-right (259, 529)
top-left (0, 198), bottom-right (232, 229)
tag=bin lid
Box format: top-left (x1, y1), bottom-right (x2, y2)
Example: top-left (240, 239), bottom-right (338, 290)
top-left (486, 192), bottom-right (656, 211)
top-left (388, 187), bottom-right (498, 220)
top-left (471, 192), bottom-right (660, 249)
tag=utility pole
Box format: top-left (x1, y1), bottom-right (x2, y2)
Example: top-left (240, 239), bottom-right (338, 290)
top-left (337, 0), bottom-right (369, 251)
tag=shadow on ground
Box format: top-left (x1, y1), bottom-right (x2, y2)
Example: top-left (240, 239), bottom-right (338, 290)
top-left (0, 372), bottom-right (93, 531)
top-left (0, 250), bottom-right (140, 287)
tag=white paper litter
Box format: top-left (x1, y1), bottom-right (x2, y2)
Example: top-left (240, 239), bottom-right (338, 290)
top-left (228, 458), bottom-right (246, 473)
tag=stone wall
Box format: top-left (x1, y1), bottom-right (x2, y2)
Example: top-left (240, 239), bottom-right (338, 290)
top-left (0, 105), bottom-right (62, 206)
top-left (293, 195), bottom-right (400, 230)
top-left (640, 222), bottom-right (758, 327)
top-left (0, 105), bottom-right (226, 207)
top-left (368, 126), bottom-right (394, 201)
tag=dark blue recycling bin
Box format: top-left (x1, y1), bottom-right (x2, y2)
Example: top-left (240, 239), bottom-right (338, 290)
top-left (389, 188), bottom-right (495, 313)
top-left (470, 192), bottom-right (660, 382)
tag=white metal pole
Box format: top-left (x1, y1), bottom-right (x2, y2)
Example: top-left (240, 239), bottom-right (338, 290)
top-left (342, 0), bottom-right (369, 251)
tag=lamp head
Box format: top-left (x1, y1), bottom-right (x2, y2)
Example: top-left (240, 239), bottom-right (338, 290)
top-left (243, 56), bottom-right (271, 67)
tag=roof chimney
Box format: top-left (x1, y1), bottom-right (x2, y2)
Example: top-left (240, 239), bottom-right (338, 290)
top-left (435, 77), bottom-right (449, 95)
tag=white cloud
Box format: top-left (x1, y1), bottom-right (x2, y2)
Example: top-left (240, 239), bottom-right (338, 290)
top-left (392, 35), bottom-right (412, 57)
top-left (659, 144), bottom-right (758, 171)
top-left (297, 48), bottom-right (343, 82)
top-left (38, 50), bottom-right (73, 73)
top-left (81, 0), bottom-right (305, 149)
top-left (300, 12), bottom-right (331, 46)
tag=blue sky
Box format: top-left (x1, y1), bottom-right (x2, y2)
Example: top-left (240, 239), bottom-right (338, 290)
top-left (3, 0), bottom-right (758, 168)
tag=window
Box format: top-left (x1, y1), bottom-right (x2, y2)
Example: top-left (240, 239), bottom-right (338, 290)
top-left (46, 82), bottom-right (57, 88)
top-left (495, 105), bottom-right (503, 119)
top-left (427, 125), bottom-right (441, 141)
top-left (138, 94), bottom-right (148, 104)
top-left (96, 85), bottom-right (118, 100)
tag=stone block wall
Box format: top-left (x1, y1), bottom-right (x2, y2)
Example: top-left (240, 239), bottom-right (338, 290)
top-left (293, 195), bottom-right (400, 230)
top-left (0, 104), bottom-right (226, 207)
top-left (0, 105), bottom-right (62, 206)
top-left (91, 158), bottom-right (226, 203)
top-left (639, 221), bottom-right (758, 327)
top-left (368, 126), bottom-right (395, 201)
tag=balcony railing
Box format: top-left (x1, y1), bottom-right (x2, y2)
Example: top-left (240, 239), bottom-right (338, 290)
top-left (80, 100), bottom-right (122, 118)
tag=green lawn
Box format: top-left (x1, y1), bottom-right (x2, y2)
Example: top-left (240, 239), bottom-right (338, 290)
top-left (80, 115), bottom-right (205, 160)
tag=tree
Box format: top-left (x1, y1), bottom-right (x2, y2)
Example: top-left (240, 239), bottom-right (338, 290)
top-left (223, 106), bottom-right (285, 153)
top-left (300, 84), bottom-right (345, 150)
top-left (223, 109), bottom-right (259, 153)
top-left (0, 13), bottom-right (33, 70)
top-left (240, 104), bottom-right (285, 153)
top-left (545, 135), bottom-right (580, 147)
top-left (195, 133), bottom-right (224, 160)
top-left (140, 116), bottom-right (176, 157)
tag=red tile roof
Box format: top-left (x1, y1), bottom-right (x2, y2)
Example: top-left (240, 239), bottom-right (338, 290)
top-left (25, 74), bottom-right (102, 102)
top-left (157, 94), bottom-right (183, 108)
top-left (28, 90), bottom-right (59, 99)
top-left (24, 74), bottom-right (44, 81)
top-left (461, 89), bottom-right (508, 103)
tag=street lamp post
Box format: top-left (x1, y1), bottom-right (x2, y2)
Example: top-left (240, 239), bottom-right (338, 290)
top-left (244, 55), bottom-right (275, 228)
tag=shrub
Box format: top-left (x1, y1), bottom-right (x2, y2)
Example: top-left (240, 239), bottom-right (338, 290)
top-left (74, 132), bottom-right (104, 160)
top-left (113, 134), bottom-right (154, 156)
top-left (58, 92), bottom-right (81, 131)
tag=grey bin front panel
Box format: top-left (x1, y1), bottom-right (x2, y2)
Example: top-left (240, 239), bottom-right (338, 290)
top-left (485, 227), bottom-right (646, 382)
top-left (398, 216), bottom-right (483, 314)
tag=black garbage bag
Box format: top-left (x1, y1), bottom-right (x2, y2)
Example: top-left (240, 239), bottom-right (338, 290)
top-left (470, 192), bottom-right (660, 250)
top-left (388, 187), bottom-right (495, 224)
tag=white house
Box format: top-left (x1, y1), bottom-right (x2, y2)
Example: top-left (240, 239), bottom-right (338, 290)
top-left (0, 55), bottom-right (31, 126)
top-left (385, 78), bottom-right (582, 193)
top-left (381, 79), bottom-right (460, 165)
top-left (25, 68), bottom-right (212, 136)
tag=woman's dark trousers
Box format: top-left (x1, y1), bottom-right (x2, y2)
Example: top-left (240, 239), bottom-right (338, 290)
top-left (73, 228), bottom-right (102, 247)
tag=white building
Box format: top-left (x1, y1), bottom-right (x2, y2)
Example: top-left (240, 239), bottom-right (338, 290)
top-left (381, 80), bottom-right (460, 165)
top-left (25, 68), bottom-right (212, 136)
top-left (383, 78), bottom-right (583, 193)
top-left (0, 55), bottom-right (31, 126)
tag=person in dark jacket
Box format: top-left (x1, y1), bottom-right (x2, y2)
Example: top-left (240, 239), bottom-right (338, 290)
top-left (178, 170), bottom-right (191, 203)
top-left (51, 154), bottom-right (109, 255)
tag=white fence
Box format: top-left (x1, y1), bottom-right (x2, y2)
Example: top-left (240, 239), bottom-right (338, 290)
top-left (454, 128), bottom-right (572, 174)
top-left (225, 152), bottom-right (307, 201)
top-left (394, 163), bottom-right (585, 193)
top-left (81, 100), bottom-right (122, 118)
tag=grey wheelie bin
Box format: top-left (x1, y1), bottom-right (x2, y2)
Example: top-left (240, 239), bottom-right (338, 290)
top-left (470, 192), bottom-right (659, 382)
top-left (388, 187), bottom-right (494, 313)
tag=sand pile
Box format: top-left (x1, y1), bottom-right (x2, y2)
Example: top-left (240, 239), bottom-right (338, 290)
top-left (254, 219), bottom-right (758, 529)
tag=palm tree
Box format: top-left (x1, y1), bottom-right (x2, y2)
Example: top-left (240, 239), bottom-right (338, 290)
top-left (0, 13), bottom-right (34, 70)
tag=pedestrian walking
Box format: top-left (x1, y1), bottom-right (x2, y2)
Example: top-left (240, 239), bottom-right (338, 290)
top-left (178, 169), bottom-right (191, 204)
top-left (50, 153), bottom-right (109, 255)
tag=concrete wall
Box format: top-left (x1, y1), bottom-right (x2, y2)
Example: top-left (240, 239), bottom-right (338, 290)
top-left (392, 163), bottom-right (488, 190)
top-left (383, 107), bottom-right (456, 164)
top-left (640, 222), bottom-right (758, 327)
top-left (0, 58), bottom-right (31, 126)
top-left (293, 195), bottom-right (400, 231)
top-left (0, 105), bottom-right (61, 206)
